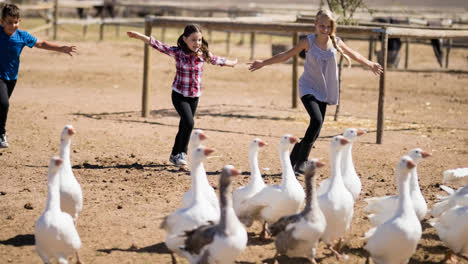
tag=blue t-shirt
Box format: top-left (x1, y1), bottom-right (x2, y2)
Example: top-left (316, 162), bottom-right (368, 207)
top-left (0, 25), bottom-right (37, 80)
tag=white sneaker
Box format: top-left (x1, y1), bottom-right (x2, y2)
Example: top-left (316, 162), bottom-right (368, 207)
top-left (0, 134), bottom-right (8, 148)
top-left (169, 152), bottom-right (187, 166)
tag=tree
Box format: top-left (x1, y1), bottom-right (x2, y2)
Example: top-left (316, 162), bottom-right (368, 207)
top-left (325, 0), bottom-right (369, 25)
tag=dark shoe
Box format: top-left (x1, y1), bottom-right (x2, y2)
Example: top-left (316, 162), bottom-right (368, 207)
top-left (293, 162), bottom-right (306, 175)
top-left (0, 134), bottom-right (8, 148)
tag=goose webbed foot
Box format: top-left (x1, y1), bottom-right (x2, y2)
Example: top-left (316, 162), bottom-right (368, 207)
top-left (260, 221), bottom-right (270, 239)
top-left (170, 252), bottom-right (177, 264)
top-left (365, 255), bottom-right (370, 264)
top-left (76, 251), bottom-right (82, 264)
top-left (327, 243), bottom-right (349, 262)
top-left (273, 252), bottom-right (280, 264)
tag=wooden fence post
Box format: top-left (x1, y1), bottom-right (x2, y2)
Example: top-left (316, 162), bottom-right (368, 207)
top-left (53, 0), bottom-right (58, 40)
top-left (368, 36), bottom-right (374, 60)
top-left (445, 39), bottom-right (452, 68)
top-left (405, 38), bottom-right (409, 69)
top-left (292, 32), bottom-right (298, 108)
top-left (377, 28), bottom-right (388, 144)
top-left (142, 17), bottom-right (152, 117)
top-left (250, 32), bottom-right (256, 60)
top-left (226, 31), bottom-right (231, 55)
top-left (335, 54), bottom-right (344, 121)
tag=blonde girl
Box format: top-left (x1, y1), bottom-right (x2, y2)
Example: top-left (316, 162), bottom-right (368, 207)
top-left (248, 9), bottom-right (382, 173)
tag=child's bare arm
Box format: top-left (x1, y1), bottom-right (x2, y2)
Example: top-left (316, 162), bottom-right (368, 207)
top-left (34, 40), bottom-right (77, 56)
top-left (340, 40), bottom-right (383, 75)
top-left (247, 38), bottom-right (309, 72)
top-left (127, 31), bottom-right (151, 44)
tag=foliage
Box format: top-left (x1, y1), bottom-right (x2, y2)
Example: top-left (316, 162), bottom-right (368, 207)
top-left (325, 0), bottom-right (371, 25)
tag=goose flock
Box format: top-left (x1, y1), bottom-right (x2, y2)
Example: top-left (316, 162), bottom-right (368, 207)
top-left (33, 125), bottom-right (468, 263)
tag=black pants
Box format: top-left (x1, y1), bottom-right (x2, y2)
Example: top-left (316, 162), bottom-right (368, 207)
top-left (171, 90), bottom-right (199, 156)
top-left (290, 94), bottom-right (327, 167)
top-left (0, 78), bottom-right (17, 135)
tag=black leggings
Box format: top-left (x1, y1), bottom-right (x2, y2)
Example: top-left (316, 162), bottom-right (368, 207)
top-left (171, 90), bottom-right (199, 156)
top-left (0, 78), bottom-right (17, 135)
top-left (290, 94), bottom-right (327, 167)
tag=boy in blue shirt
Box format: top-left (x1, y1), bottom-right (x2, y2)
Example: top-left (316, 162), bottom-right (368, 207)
top-left (0, 3), bottom-right (77, 148)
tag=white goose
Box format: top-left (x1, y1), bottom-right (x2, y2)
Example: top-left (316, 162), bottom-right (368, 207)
top-left (160, 146), bottom-right (219, 261)
top-left (246, 134), bottom-right (305, 238)
top-left (233, 138), bottom-right (267, 227)
top-left (35, 157), bottom-right (82, 264)
top-left (58, 125), bottom-right (83, 224)
top-left (181, 165), bottom-right (247, 264)
top-left (181, 130), bottom-right (219, 214)
top-left (442, 168), bottom-right (468, 185)
top-left (268, 159), bottom-right (326, 264)
top-left (365, 148), bottom-right (430, 226)
top-left (318, 135), bottom-right (353, 260)
top-left (429, 205), bottom-right (468, 263)
top-left (431, 185), bottom-right (468, 218)
top-left (364, 156), bottom-right (422, 264)
top-left (189, 129), bottom-right (207, 150)
top-left (318, 128), bottom-right (365, 200)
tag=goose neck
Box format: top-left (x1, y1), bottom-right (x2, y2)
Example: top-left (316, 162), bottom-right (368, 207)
top-left (59, 140), bottom-right (71, 164)
top-left (302, 172), bottom-right (317, 215)
top-left (396, 172), bottom-right (414, 217)
top-left (218, 181), bottom-right (236, 233)
top-left (45, 173), bottom-right (61, 212)
top-left (409, 169), bottom-right (421, 193)
top-left (279, 149), bottom-right (294, 183)
top-left (190, 161), bottom-right (204, 202)
top-left (248, 150), bottom-right (262, 184)
top-left (330, 150), bottom-right (344, 186)
top-left (341, 145), bottom-right (355, 173)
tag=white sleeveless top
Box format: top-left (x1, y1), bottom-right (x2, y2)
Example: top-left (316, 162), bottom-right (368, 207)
top-left (298, 34), bottom-right (340, 105)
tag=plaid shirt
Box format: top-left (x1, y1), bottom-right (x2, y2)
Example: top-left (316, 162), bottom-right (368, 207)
top-left (149, 37), bottom-right (227, 97)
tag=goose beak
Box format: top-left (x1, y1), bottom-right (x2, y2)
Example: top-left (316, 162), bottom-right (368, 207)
top-left (407, 159), bottom-right (416, 170)
top-left (198, 132), bottom-right (208, 141)
top-left (421, 151), bottom-right (431, 158)
top-left (290, 136), bottom-right (299, 144)
top-left (340, 138), bottom-right (350, 145)
top-left (315, 159), bottom-right (325, 168)
top-left (68, 127), bottom-right (76, 136)
top-left (54, 158), bottom-right (63, 167)
top-left (357, 129), bottom-right (366, 136)
top-left (258, 140), bottom-right (267, 147)
top-left (230, 168), bottom-right (241, 176)
top-left (204, 147), bottom-right (215, 156)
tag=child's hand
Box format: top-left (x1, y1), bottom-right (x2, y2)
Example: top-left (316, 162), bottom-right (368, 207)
top-left (63, 45), bottom-right (77, 56)
top-left (370, 62), bottom-right (383, 75)
top-left (127, 31), bottom-right (140, 39)
top-left (227, 58), bottom-right (238, 67)
top-left (247, 60), bottom-right (264, 72)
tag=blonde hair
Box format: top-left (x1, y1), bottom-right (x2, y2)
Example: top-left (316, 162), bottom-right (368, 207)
top-left (316, 9), bottom-right (351, 67)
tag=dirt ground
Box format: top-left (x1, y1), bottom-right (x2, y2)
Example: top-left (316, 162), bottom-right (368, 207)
top-left (0, 17), bottom-right (468, 264)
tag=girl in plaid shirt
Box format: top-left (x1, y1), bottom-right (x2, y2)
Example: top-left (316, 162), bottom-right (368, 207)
top-left (127, 24), bottom-right (237, 166)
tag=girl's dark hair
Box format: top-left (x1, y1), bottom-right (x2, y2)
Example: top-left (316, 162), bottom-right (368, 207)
top-left (1, 3), bottom-right (20, 20)
top-left (177, 24), bottom-right (210, 60)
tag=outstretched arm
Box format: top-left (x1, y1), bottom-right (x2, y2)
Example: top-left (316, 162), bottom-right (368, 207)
top-left (34, 40), bottom-right (77, 56)
top-left (224, 58), bottom-right (238, 67)
top-left (248, 38), bottom-right (309, 72)
top-left (127, 31), bottom-right (151, 44)
top-left (339, 40), bottom-right (383, 75)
